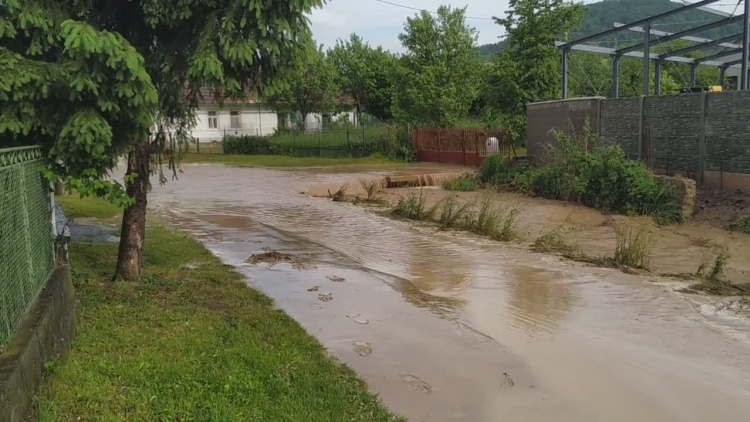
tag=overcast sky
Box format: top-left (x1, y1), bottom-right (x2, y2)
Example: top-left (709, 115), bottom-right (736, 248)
top-left (309, 0), bottom-right (742, 52)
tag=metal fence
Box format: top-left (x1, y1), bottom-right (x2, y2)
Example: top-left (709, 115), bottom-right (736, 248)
top-left (412, 128), bottom-right (516, 166)
top-left (0, 146), bottom-right (55, 349)
top-left (186, 128), bottom-right (382, 158)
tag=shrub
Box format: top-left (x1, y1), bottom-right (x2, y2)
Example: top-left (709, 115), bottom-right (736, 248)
top-left (481, 132), bottom-right (684, 225)
top-left (465, 196), bottom-right (519, 241)
top-left (437, 195), bottom-right (475, 229)
top-left (359, 180), bottom-right (381, 202)
top-left (391, 190), bottom-right (436, 220)
top-left (533, 225), bottom-right (581, 257)
top-left (613, 221), bottom-right (654, 270)
top-left (223, 135), bottom-right (293, 155)
top-left (442, 176), bottom-right (479, 192)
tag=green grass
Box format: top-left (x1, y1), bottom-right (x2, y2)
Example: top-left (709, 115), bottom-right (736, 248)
top-left (442, 176), bottom-right (480, 192)
top-left (55, 194), bottom-right (122, 219)
top-left (182, 153), bottom-right (404, 168)
top-left (35, 204), bottom-right (401, 421)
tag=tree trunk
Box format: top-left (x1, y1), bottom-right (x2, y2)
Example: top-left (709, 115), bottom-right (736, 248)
top-left (116, 139), bottom-right (150, 281)
top-left (301, 112), bottom-right (308, 132)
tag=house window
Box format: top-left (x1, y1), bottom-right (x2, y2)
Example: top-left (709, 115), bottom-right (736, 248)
top-left (230, 111), bottom-right (241, 129)
top-left (207, 111), bottom-right (218, 129)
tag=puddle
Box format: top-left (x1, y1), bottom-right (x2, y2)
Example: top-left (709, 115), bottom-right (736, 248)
top-left (147, 164), bottom-right (750, 422)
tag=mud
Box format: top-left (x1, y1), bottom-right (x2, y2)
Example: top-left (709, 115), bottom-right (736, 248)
top-left (375, 187), bottom-right (750, 287)
top-left (147, 164), bottom-right (750, 422)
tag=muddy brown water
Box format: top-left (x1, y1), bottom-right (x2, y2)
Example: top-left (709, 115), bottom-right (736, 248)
top-left (148, 164), bottom-right (750, 422)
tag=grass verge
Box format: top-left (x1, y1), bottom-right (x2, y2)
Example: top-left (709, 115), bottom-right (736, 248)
top-left (181, 153), bottom-right (404, 168)
top-left (55, 194), bottom-right (122, 219)
top-left (37, 203), bottom-right (401, 421)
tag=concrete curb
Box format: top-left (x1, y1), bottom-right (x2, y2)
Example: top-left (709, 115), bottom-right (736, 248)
top-left (0, 267), bottom-right (76, 422)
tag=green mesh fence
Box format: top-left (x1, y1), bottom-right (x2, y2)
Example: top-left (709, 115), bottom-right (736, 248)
top-left (0, 146), bottom-right (55, 350)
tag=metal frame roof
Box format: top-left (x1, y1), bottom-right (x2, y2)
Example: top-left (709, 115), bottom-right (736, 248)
top-left (557, 0), bottom-right (750, 99)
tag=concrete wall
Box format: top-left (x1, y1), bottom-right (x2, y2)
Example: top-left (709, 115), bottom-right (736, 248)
top-left (527, 91), bottom-right (750, 192)
top-left (0, 266), bottom-right (76, 422)
top-left (526, 97), bottom-right (602, 162)
top-left (193, 106), bottom-right (278, 140)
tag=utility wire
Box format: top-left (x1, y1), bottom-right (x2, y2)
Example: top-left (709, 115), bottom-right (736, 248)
top-left (373, 0), bottom-right (496, 20)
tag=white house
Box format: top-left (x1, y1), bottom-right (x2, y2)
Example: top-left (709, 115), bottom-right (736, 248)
top-left (190, 89), bottom-right (357, 141)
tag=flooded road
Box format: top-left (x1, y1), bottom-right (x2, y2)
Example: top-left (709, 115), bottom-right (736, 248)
top-left (150, 164), bottom-right (750, 421)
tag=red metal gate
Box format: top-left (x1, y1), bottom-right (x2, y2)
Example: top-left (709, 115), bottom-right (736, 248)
top-left (412, 128), bottom-right (514, 166)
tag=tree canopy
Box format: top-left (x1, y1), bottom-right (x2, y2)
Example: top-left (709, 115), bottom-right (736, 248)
top-left (0, 1), bottom-right (156, 176)
top-left (329, 33), bottom-right (397, 122)
top-left (392, 6), bottom-right (482, 128)
top-left (265, 47), bottom-right (338, 130)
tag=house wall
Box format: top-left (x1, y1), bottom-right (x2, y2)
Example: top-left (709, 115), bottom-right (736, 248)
top-left (191, 106), bottom-right (278, 141)
top-left (189, 106), bottom-right (358, 139)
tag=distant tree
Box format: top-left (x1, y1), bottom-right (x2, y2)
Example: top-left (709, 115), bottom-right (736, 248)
top-left (329, 34), bottom-right (398, 122)
top-left (2, 0), bottom-right (323, 280)
top-left (392, 6), bottom-right (482, 128)
top-left (484, 0), bottom-right (584, 140)
top-left (266, 48), bottom-right (337, 131)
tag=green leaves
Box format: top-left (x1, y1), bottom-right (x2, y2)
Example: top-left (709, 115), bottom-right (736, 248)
top-left (392, 6), bottom-right (481, 128)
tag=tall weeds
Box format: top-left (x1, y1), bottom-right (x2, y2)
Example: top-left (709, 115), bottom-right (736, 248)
top-left (613, 221), bottom-right (654, 270)
top-left (478, 120), bottom-right (685, 225)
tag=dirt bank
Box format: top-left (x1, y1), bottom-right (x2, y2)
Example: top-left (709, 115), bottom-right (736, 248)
top-left (366, 187), bottom-right (750, 288)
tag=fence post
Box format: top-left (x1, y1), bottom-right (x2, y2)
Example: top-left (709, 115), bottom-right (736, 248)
top-left (346, 127), bottom-right (350, 155)
top-left (196, 138), bottom-right (200, 154)
top-left (720, 157), bottom-right (724, 191)
top-left (293, 131), bottom-right (296, 157)
top-left (319, 130), bottom-right (322, 158)
top-left (638, 95), bottom-right (645, 162)
top-left (437, 130), bottom-right (442, 164)
top-left (697, 92), bottom-right (707, 185)
top-left (461, 130), bottom-right (467, 166)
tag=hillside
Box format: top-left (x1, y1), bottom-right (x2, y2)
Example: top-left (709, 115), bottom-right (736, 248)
top-left (479, 0), bottom-right (743, 58)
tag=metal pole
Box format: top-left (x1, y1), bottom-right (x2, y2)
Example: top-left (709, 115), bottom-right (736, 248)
top-left (562, 48), bottom-right (569, 99)
top-left (654, 60), bottom-right (662, 96)
top-left (690, 64), bottom-right (697, 87)
top-left (719, 66), bottom-right (727, 87)
top-left (642, 20), bottom-right (651, 96)
top-left (612, 55), bottom-right (620, 98)
top-left (743, 0), bottom-right (750, 90)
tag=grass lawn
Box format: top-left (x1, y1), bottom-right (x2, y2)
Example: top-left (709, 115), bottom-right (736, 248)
top-left (36, 199), bottom-right (402, 421)
top-left (55, 194), bottom-right (123, 219)
top-left (182, 153), bottom-right (408, 169)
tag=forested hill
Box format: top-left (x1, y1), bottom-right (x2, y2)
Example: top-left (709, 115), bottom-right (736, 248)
top-left (479, 0), bottom-right (743, 58)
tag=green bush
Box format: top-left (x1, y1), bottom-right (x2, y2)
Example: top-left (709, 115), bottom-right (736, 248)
top-left (442, 176), bottom-right (480, 192)
top-left (223, 136), bottom-right (293, 155)
top-left (480, 141), bottom-right (684, 224)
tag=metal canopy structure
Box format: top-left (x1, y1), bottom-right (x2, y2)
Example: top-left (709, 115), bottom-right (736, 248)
top-left (557, 0), bottom-right (750, 99)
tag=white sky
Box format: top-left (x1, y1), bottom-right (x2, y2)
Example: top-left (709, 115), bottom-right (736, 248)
top-left (309, 0), bottom-right (743, 52)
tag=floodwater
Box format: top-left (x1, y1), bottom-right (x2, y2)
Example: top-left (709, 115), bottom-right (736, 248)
top-left (149, 164), bottom-right (750, 422)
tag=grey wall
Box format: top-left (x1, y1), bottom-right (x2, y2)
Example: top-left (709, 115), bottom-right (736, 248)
top-left (526, 97), bottom-right (602, 162)
top-left (528, 91), bottom-right (750, 182)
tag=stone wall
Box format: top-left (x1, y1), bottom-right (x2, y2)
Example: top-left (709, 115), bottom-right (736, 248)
top-left (527, 91), bottom-right (750, 191)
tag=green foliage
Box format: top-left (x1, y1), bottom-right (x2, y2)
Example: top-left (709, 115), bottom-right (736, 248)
top-left (392, 6), bottom-right (482, 128)
top-left (532, 225), bottom-right (582, 257)
top-left (391, 190), bottom-right (436, 221)
top-left (437, 195), bottom-right (474, 229)
top-left (613, 221), bottom-right (654, 270)
top-left (35, 218), bottom-right (402, 421)
top-left (442, 176), bottom-right (479, 192)
top-left (729, 216), bottom-right (750, 235)
top-left (480, 130), bottom-right (684, 224)
top-left (223, 136), bottom-right (293, 156)
top-left (483, 0), bottom-right (584, 141)
top-left (1, 8), bottom-right (157, 176)
top-left (329, 34), bottom-right (397, 122)
top-left (265, 48), bottom-right (338, 130)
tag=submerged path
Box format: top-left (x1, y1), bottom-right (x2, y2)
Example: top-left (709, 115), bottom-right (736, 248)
top-left (150, 164), bottom-right (750, 422)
